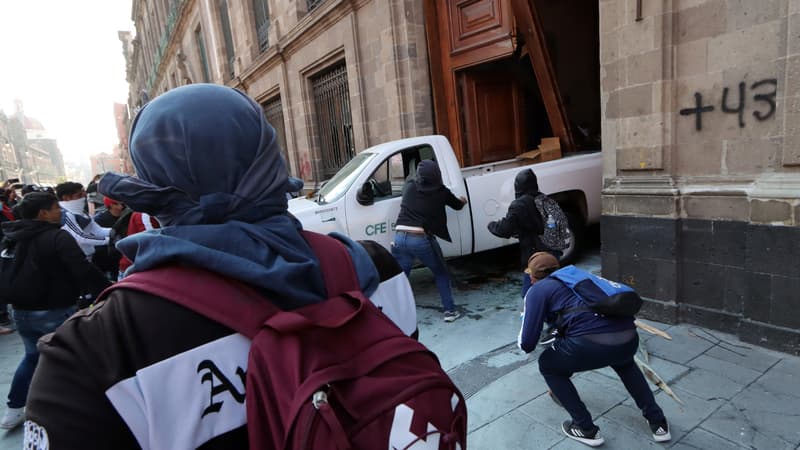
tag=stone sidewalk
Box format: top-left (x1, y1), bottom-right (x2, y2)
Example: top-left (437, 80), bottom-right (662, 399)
top-left (455, 321), bottom-right (800, 449)
top-left (411, 244), bottom-right (800, 449)
top-left (0, 244), bottom-right (798, 449)
top-left (0, 329), bottom-right (25, 449)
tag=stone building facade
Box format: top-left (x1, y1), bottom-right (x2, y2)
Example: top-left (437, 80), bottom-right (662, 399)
top-left (0, 104), bottom-right (66, 186)
top-left (125, 0), bottom-right (433, 183)
top-left (0, 112), bottom-right (22, 183)
top-left (123, 0), bottom-right (800, 353)
top-left (599, 0), bottom-right (800, 354)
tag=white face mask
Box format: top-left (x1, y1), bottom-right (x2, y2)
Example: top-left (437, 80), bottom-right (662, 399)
top-left (60, 198), bottom-right (86, 214)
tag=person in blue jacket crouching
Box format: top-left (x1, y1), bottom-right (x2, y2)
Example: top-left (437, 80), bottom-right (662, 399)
top-left (518, 252), bottom-right (670, 447)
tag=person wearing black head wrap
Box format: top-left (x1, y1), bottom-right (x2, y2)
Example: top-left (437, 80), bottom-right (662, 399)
top-left (393, 159), bottom-right (467, 322)
top-left (488, 168), bottom-right (554, 299)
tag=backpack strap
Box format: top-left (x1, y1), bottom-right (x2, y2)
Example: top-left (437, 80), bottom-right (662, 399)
top-left (101, 230), bottom-right (364, 339)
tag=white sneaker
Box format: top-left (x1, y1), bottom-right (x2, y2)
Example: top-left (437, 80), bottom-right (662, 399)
top-left (443, 310), bottom-right (461, 322)
top-left (0, 407), bottom-right (25, 429)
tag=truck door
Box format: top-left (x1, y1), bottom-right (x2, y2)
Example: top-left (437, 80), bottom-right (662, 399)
top-left (345, 145), bottom-right (435, 250)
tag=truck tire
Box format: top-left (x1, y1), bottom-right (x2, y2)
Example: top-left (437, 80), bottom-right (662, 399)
top-left (559, 211), bottom-right (585, 265)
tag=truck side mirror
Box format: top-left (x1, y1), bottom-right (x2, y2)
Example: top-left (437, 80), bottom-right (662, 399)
top-left (356, 181), bottom-right (374, 206)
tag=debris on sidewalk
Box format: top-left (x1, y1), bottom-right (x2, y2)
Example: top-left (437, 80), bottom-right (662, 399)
top-left (634, 320), bottom-right (683, 405)
top-left (635, 354), bottom-right (684, 405)
top-left (635, 320), bottom-right (672, 340)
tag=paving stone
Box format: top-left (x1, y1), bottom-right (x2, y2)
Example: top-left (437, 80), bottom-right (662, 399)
top-left (753, 367), bottom-right (800, 399)
top-left (653, 386), bottom-right (725, 440)
top-left (672, 427), bottom-right (748, 450)
top-left (688, 354), bottom-right (763, 386)
top-left (702, 402), bottom-right (797, 450)
top-left (672, 367), bottom-right (747, 400)
top-left (448, 343), bottom-right (531, 399)
top-left (0, 426), bottom-right (23, 449)
top-left (518, 391), bottom-right (570, 435)
top-left (466, 362), bottom-right (548, 429)
top-left (608, 385), bottom-right (724, 444)
top-left (642, 324), bottom-right (716, 364)
top-left (467, 409), bottom-right (564, 450)
top-left (771, 357), bottom-right (800, 375)
top-left (699, 333), bottom-right (782, 372)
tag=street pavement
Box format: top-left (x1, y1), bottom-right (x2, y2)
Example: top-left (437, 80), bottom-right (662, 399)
top-left (0, 235), bottom-right (798, 449)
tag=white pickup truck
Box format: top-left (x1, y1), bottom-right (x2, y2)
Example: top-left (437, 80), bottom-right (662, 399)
top-left (288, 135), bottom-right (602, 262)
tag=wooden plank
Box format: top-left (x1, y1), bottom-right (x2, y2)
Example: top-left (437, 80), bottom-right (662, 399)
top-left (518, 149), bottom-right (541, 160)
top-left (509, 0), bottom-right (575, 152)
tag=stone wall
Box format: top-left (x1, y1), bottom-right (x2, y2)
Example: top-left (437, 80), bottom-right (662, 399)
top-left (600, 0), bottom-right (800, 354)
top-left (132, 0), bottom-right (434, 184)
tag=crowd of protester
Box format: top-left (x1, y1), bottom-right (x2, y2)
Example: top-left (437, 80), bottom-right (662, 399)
top-left (0, 177), bottom-right (157, 431)
top-left (0, 85), bottom-right (670, 449)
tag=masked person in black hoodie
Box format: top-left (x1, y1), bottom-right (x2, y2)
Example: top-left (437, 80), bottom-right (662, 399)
top-left (0, 192), bottom-right (110, 430)
top-left (487, 168), bottom-right (551, 300)
top-left (392, 159), bottom-right (467, 322)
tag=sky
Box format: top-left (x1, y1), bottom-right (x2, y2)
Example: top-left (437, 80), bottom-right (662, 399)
top-left (0, 1), bottom-right (133, 165)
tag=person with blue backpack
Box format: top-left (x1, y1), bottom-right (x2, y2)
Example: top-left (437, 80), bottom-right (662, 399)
top-left (518, 252), bottom-right (670, 447)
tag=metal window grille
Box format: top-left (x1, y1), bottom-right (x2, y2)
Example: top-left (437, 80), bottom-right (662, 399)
top-left (307, 0), bottom-right (325, 12)
top-left (253, 0), bottom-right (270, 52)
top-left (218, 0), bottom-right (236, 78)
top-left (311, 63), bottom-right (354, 178)
top-left (262, 97), bottom-right (290, 173)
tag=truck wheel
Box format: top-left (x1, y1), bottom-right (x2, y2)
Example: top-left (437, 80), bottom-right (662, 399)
top-left (559, 211), bottom-right (585, 265)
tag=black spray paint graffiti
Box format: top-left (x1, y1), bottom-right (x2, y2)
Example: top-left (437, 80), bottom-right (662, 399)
top-left (679, 79), bottom-right (777, 131)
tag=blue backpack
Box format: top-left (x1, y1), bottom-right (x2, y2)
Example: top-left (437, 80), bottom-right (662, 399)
top-left (549, 265), bottom-right (642, 318)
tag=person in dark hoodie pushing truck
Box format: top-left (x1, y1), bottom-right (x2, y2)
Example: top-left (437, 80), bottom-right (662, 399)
top-left (487, 168), bottom-right (548, 301)
top-left (392, 159), bottom-right (467, 322)
top-left (0, 192), bottom-right (110, 430)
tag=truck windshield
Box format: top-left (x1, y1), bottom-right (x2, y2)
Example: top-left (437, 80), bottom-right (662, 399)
top-left (316, 152), bottom-right (376, 204)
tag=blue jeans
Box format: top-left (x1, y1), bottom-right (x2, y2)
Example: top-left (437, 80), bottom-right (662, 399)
top-left (538, 334), bottom-right (665, 430)
top-left (392, 232), bottom-right (455, 311)
top-left (7, 306), bottom-right (76, 408)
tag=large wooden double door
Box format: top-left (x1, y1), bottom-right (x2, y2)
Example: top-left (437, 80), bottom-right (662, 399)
top-left (424, 0), bottom-right (574, 166)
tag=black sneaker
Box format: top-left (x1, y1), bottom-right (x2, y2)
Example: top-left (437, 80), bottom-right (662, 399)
top-left (562, 420), bottom-right (604, 447)
top-left (648, 419), bottom-right (671, 442)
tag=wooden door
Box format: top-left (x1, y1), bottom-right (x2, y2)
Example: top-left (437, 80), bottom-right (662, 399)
top-left (424, 0), bottom-right (574, 166)
top-left (459, 68), bottom-right (524, 165)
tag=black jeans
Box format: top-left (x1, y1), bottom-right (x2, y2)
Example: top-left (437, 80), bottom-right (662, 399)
top-left (538, 333), bottom-right (665, 430)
